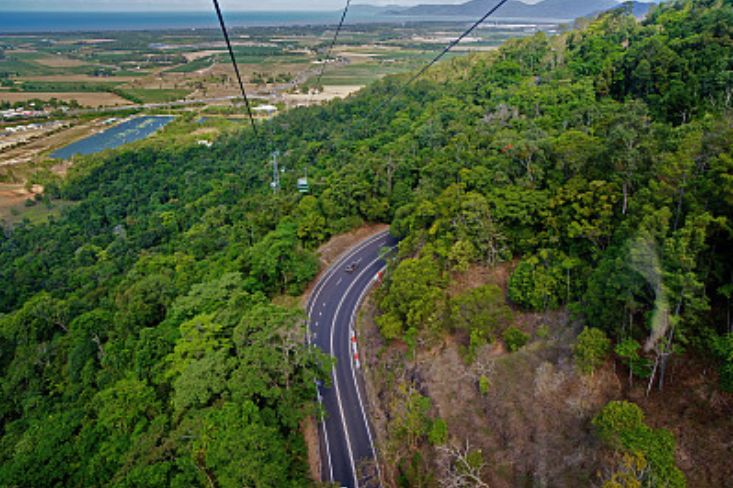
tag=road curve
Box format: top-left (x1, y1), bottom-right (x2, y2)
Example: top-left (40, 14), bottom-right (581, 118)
top-left (307, 229), bottom-right (397, 487)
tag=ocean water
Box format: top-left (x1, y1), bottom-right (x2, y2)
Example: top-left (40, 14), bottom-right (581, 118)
top-left (0, 10), bottom-right (563, 34)
top-left (51, 116), bottom-right (174, 159)
top-left (0, 11), bottom-right (360, 33)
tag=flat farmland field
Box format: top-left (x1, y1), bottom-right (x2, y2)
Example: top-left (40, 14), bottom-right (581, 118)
top-left (0, 23), bottom-right (546, 109)
top-left (0, 91), bottom-right (131, 106)
top-left (25, 75), bottom-right (144, 83)
top-left (33, 57), bottom-right (89, 68)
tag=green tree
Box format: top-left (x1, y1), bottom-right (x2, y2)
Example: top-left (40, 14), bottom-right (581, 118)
top-left (428, 418), bottom-right (448, 446)
top-left (449, 284), bottom-right (512, 343)
top-left (573, 327), bottom-right (611, 375)
top-left (195, 401), bottom-right (302, 487)
top-left (377, 255), bottom-right (443, 339)
top-left (294, 195), bottom-right (327, 245)
top-left (614, 338), bottom-right (651, 387)
top-left (247, 221), bottom-right (319, 295)
top-left (593, 401), bottom-right (686, 488)
top-left (508, 251), bottom-right (566, 310)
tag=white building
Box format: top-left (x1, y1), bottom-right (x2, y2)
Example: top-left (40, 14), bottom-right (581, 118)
top-left (252, 104), bottom-right (278, 116)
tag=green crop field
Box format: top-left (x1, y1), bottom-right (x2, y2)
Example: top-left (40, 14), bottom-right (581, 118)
top-left (0, 58), bottom-right (54, 76)
top-left (19, 80), bottom-right (123, 92)
top-left (166, 56), bottom-right (215, 73)
top-left (114, 88), bottom-right (190, 104)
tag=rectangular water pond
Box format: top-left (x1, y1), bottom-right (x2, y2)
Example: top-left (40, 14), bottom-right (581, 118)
top-left (51, 116), bottom-right (174, 159)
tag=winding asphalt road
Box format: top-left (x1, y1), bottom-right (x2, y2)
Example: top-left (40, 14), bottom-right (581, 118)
top-left (307, 229), bottom-right (397, 488)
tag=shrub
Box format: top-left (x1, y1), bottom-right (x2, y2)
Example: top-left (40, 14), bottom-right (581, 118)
top-left (614, 338), bottom-right (652, 384)
top-left (478, 375), bottom-right (490, 396)
top-left (428, 418), bottom-right (448, 446)
top-left (593, 401), bottom-right (686, 488)
top-left (502, 326), bottom-right (529, 352)
top-left (711, 332), bottom-right (733, 392)
top-left (573, 326), bottom-right (610, 375)
top-left (593, 400), bottom-right (646, 448)
top-left (535, 324), bottom-right (550, 339)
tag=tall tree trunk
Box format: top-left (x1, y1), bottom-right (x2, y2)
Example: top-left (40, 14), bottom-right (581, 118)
top-left (657, 298), bottom-right (683, 392)
top-left (622, 181), bottom-right (628, 215)
top-left (646, 354), bottom-right (659, 396)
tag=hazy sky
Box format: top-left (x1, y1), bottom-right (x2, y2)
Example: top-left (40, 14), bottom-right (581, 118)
top-left (0, 0), bottom-right (520, 12)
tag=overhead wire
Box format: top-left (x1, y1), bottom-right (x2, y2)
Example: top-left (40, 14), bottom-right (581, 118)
top-left (211, 0), bottom-right (258, 136)
top-left (367, 0), bottom-right (510, 118)
top-left (314, 0), bottom-right (353, 89)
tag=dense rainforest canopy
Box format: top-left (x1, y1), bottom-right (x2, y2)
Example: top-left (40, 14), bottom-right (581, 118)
top-left (1, 0), bottom-right (732, 485)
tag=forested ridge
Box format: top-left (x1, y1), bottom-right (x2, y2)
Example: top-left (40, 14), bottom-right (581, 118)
top-left (1, 0), bottom-right (732, 486)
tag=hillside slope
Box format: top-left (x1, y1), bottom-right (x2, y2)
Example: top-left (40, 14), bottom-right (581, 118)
top-left (0, 0), bottom-right (732, 486)
top-left (397, 0), bottom-right (618, 18)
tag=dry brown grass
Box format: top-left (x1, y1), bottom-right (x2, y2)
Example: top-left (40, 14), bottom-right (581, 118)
top-left (359, 262), bottom-right (621, 487)
top-left (301, 416), bottom-right (322, 482)
top-left (34, 57), bottom-right (88, 68)
top-left (358, 258), bottom-right (733, 486)
top-left (182, 50), bottom-right (226, 62)
top-left (0, 182), bottom-right (42, 219)
top-left (284, 85), bottom-right (364, 106)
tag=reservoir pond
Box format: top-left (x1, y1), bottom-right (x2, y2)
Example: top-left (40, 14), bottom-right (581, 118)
top-left (51, 116), bottom-right (174, 159)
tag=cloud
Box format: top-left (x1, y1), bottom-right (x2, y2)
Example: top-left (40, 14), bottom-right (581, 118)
top-left (2, 0), bottom-right (469, 12)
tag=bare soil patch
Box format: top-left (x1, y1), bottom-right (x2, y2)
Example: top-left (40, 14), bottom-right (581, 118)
top-left (190, 127), bottom-right (220, 137)
top-left (0, 182), bottom-right (42, 219)
top-left (301, 417), bottom-right (321, 483)
top-left (182, 50), bottom-right (225, 62)
top-left (284, 85), bottom-right (363, 106)
top-left (316, 223), bottom-right (389, 269)
top-left (34, 57), bottom-right (88, 68)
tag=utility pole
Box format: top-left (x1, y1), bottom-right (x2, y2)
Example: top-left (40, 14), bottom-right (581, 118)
top-left (270, 150), bottom-right (280, 193)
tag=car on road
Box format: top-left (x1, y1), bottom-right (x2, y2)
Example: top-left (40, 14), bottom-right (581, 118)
top-left (345, 261), bottom-right (359, 273)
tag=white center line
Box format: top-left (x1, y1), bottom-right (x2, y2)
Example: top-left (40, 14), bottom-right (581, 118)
top-left (330, 252), bottom-right (389, 488)
top-left (304, 230), bottom-right (390, 484)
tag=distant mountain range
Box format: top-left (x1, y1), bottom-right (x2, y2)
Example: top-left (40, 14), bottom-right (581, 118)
top-left (356, 0), bottom-right (657, 20)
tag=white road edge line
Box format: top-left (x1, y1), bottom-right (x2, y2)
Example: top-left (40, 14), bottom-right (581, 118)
top-left (306, 229), bottom-right (389, 483)
top-left (307, 323), bottom-right (334, 482)
top-left (330, 252), bottom-right (390, 488)
top-left (347, 262), bottom-right (391, 488)
top-left (322, 404), bottom-right (334, 481)
top-left (307, 230), bottom-right (388, 319)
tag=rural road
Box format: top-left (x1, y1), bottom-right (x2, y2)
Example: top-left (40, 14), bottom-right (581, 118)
top-left (308, 229), bottom-right (397, 488)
